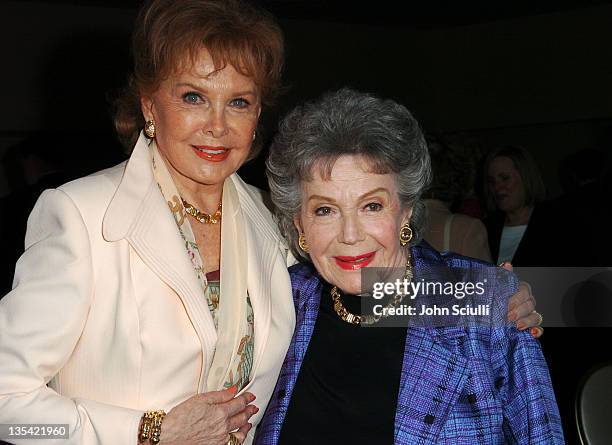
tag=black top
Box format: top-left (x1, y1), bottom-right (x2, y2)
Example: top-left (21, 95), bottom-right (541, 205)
top-left (278, 281), bottom-right (408, 445)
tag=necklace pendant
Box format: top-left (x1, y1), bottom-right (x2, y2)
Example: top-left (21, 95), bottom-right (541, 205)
top-left (182, 199), bottom-right (222, 225)
top-left (345, 313), bottom-right (359, 325)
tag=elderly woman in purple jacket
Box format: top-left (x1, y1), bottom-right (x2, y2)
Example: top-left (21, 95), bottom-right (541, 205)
top-left (254, 88), bottom-right (563, 444)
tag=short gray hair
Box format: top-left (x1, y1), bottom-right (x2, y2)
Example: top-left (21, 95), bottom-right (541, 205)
top-left (267, 88), bottom-right (431, 262)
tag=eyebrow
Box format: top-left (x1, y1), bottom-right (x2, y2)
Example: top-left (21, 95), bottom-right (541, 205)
top-left (175, 82), bottom-right (257, 97)
top-left (307, 187), bottom-right (390, 204)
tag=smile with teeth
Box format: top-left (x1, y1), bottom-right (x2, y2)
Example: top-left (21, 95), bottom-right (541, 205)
top-left (192, 145), bottom-right (230, 162)
top-left (334, 251), bottom-right (376, 270)
top-left (196, 147), bottom-right (226, 154)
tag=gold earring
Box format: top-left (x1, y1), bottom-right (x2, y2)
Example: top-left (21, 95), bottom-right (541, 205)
top-left (399, 222), bottom-right (413, 246)
top-left (298, 232), bottom-right (309, 252)
top-left (145, 120), bottom-right (156, 138)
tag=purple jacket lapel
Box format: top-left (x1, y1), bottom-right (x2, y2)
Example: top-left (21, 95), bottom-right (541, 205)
top-left (255, 244), bottom-right (471, 445)
top-left (394, 328), bottom-right (469, 444)
top-left (393, 245), bottom-right (470, 444)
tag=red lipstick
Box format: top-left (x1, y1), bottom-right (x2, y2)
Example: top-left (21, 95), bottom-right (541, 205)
top-left (333, 251), bottom-right (376, 270)
top-left (192, 145), bottom-right (229, 162)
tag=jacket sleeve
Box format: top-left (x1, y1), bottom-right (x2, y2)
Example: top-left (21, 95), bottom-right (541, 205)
top-left (489, 271), bottom-right (564, 444)
top-left (0, 189), bottom-right (143, 444)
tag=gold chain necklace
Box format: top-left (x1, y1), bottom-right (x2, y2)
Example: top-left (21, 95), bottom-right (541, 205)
top-left (331, 251), bottom-right (413, 326)
top-left (182, 199), bottom-right (222, 224)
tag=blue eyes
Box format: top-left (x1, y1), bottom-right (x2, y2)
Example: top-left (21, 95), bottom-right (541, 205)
top-left (181, 92), bottom-right (250, 108)
top-left (230, 98), bottom-right (250, 108)
top-left (183, 92), bottom-right (202, 104)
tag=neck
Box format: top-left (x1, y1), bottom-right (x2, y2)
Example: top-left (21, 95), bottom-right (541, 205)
top-left (505, 206), bottom-right (531, 226)
top-left (179, 182), bottom-right (223, 214)
top-left (158, 156), bottom-right (224, 213)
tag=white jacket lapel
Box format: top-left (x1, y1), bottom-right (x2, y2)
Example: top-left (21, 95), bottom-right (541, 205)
top-left (102, 134), bottom-right (217, 390)
top-left (231, 175), bottom-right (292, 387)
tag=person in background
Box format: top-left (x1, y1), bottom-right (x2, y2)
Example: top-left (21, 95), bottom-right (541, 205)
top-left (484, 145), bottom-right (545, 265)
top-left (423, 138), bottom-right (491, 262)
top-left (256, 88), bottom-right (562, 444)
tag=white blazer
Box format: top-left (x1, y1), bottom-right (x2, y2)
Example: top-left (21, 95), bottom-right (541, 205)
top-left (0, 134), bottom-right (296, 444)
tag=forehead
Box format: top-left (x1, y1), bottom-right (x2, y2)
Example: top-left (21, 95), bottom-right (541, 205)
top-left (304, 155), bottom-right (398, 195)
top-left (169, 47), bottom-right (258, 91)
top-left (489, 156), bottom-right (517, 174)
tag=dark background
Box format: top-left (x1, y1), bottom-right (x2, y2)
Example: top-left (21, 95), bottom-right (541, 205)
top-left (1, 1), bottom-right (612, 442)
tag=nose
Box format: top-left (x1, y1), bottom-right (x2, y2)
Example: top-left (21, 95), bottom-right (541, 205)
top-left (203, 106), bottom-right (228, 138)
top-left (338, 213), bottom-right (365, 245)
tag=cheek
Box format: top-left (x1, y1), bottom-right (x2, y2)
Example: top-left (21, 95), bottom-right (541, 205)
top-left (373, 221), bottom-right (401, 250)
top-left (509, 177), bottom-right (523, 195)
top-left (233, 117), bottom-right (258, 143)
top-left (303, 220), bottom-right (336, 255)
top-left (156, 107), bottom-right (199, 136)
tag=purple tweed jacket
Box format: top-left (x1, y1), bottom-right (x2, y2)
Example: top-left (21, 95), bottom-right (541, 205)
top-left (254, 242), bottom-right (564, 444)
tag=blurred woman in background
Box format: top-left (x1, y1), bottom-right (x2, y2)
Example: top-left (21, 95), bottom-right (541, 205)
top-left (484, 145), bottom-right (545, 265)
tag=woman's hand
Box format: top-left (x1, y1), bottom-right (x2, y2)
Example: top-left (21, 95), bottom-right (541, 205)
top-left (159, 388), bottom-right (258, 445)
top-left (502, 262), bottom-right (544, 338)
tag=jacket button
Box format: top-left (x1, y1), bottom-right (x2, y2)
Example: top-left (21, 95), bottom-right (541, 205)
top-left (467, 394), bottom-right (477, 404)
top-left (424, 414), bottom-right (435, 425)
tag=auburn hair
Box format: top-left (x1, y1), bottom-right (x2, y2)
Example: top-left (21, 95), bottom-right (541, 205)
top-left (113, 0), bottom-right (284, 155)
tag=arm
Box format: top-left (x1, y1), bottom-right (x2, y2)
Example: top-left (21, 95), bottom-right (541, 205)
top-left (490, 273), bottom-right (564, 444)
top-left (502, 263), bottom-right (543, 338)
top-left (0, 189), bottom-right (143, 444)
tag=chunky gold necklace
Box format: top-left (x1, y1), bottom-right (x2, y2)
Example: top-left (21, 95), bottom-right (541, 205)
top-left (182, 199), bottom-right (222, 224)
top-left (331, 251), bottom-right (413, 326)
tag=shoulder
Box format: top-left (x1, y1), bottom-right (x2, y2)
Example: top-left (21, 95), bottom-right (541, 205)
top-left (57, 161), bottom-right (127, 210)
top-left (288, 261), bottom-right (317, 280)
top-left (25, 161), bottom-right (128, 241)
top-left (452, 214), bottom-right (487, 233)
top-left (288, 262), bottom-right (320, 290)
top-left (413, 240), bottom-right (490, 269)
top-left (287, 262), bottom-right (322, 306)
top-left (230, 174), bottom-right (286, 245)
top-left (239, 179), bottom-right (275, 213)
top-left (413, 241), bottom-right (518, 320)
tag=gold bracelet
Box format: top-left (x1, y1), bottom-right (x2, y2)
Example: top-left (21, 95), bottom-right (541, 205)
top-left (138, 410), bottom-right (166, 444)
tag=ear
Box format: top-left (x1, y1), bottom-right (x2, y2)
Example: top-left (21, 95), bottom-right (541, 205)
top-left (293, 215), bottom-right (303, 234)
top-left (140, 95), bottom-right (154, 122)
top-left (401, 207), bottom-right (413, 226)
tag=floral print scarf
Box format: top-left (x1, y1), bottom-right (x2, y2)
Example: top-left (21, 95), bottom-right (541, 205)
top-left (150, 141), bottom-right (254, 391)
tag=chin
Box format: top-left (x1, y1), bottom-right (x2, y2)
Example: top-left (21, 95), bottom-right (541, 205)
top-left (335, 280), bottom-right (362, 295)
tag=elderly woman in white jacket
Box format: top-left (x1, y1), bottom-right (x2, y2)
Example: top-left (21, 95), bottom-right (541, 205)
top-left (0, 1), bottom-right (541, 444)
top-left (0, 1), bottom-right (293, 444)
